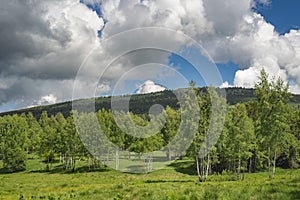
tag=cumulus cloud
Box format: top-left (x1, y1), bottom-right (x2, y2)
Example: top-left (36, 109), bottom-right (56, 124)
top-left (0, 1), bottom-right (104, 78)
top-left (220, 81), bottom-right (234, 88)
top-left (98, 0), bottom-right (300, 92)
top-left (1, 0), bottom-right (300, 111)
top-left (0, 0), bottom-right (104, 110)
top-left (136, 80), bottom-right (166, 94)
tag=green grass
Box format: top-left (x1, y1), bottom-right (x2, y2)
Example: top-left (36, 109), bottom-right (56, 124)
top-left (0, 158), bottom-right (300, 200)
top-left (106, 150), bottom-right (173, 173)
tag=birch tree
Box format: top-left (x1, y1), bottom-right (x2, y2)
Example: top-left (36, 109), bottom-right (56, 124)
top-left (255, 69), bottom-right (291, 179)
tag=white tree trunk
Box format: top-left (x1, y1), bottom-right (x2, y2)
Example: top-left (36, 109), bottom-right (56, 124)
top-left (272, 149), bottom-right (277, 179)
top-left (115, 148), bottom-right (119, 171)
top-left (205, 153), bottom-right (210, 179)
top-left (238, 147), bottom-right (241, 180)
top-left (268, 147), bottom-right (271, 179)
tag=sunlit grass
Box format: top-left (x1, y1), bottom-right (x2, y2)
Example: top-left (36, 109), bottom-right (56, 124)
top-left (0, 157), bottom-right (299, 200)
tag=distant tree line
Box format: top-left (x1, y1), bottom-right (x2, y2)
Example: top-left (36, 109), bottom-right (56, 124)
top-left (2, 85), bottom-right (300, 120)
top-left (0, 70), bottom-right (299, 182)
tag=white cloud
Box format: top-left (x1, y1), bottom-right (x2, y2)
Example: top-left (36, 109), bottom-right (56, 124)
top-left (38, 94), bottom-right (57, 105)
top-left (98, 83), bottom-right (111, 94)
top-left (289, 84), bottom-right (300, 94)
top-left (98, 0), bottom-right (300, 93)
top-left (136, 80), bottom-right (166, 94)
top-left (2, 0), bottom-right (300, 111)
top-left (219, 81), bottom-right (234, 88)
top-left (229, 13), bottom-right (299, 89)
top-left (0, 0), bottom-right (104, 109)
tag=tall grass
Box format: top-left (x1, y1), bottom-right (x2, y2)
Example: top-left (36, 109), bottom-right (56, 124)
top-left (0, 158), bottom-right (299, 200)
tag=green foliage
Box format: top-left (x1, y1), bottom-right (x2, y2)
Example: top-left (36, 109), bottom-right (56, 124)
top-left (0, 115), bottom-right (27, 172)
top-left (0, 69), bottom-right (299, 184)
top-left (218, 103), bottom-right (255, 178)
top-left (255, 69), bottom-right (296, 178)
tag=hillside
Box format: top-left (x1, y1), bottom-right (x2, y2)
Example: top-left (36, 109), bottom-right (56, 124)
top-left (1, 87), bottom-right (300, 118)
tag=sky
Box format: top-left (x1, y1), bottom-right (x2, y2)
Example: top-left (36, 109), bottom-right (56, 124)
top-left (255, 0), bottom-right (300, 34)
top-left (0, 0), bottom-right (300, 112)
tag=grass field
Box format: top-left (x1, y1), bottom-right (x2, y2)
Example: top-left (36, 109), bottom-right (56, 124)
top-left (0, 157), bottom-right (300, 200)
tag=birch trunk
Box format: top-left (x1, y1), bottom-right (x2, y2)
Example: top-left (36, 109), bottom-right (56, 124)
top-left (238, 147), bottom-right (241, 180)
top-left (196, 156), bottom-right (201, 180)
top-left (168, 148), bottom-right (172, 161)
top-left (268, 147), bottom-right (271, 179)
top-left (272, 136), bottom-right (278, 179)
top-left (205, 153), bottom-right (210, 179)
top-left (115, 148), bottom-right (119, 171)
top-left (272, 149), bottom-right (277, 179)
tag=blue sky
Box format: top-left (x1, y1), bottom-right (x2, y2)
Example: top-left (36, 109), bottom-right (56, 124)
top-left (92, 0), bottom-right (300, 88)
top-left (255, 0), bottom-right (300, 34)
top-left (1, 0), bottom-right (300, 112)
top-left (77, 1), bottom-right (246, 87)
top-left (167, 0), bottom-right (300, 87)
top-left (198, 0), bottom-right (300, 86)
top-left (82, 1), bottom-right (240, 88)
top-left (209, 0), bottom-right (300, 87)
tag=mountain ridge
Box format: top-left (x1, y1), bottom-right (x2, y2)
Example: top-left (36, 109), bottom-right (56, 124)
top-left (1, 87), bottom-right (300, 118)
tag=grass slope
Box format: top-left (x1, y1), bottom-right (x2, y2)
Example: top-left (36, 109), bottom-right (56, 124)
top-left (0, 157), bottom-right (300, 200)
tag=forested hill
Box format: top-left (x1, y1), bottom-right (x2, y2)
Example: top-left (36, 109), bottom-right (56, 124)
top-left (1, 87), bottom-right (300, 118)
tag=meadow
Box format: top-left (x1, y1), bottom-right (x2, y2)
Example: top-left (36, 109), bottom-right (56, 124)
top-left (0, 157), bottom-right (300, 200)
